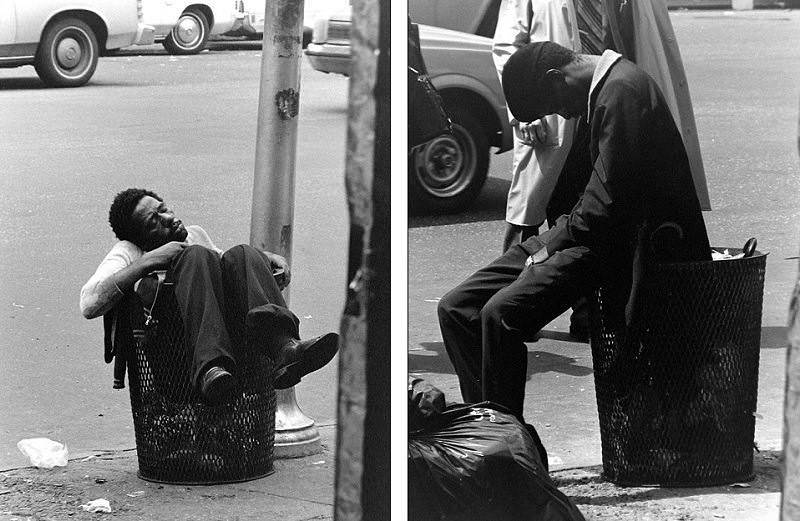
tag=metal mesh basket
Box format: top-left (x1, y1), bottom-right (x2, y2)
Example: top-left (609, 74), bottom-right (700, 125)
top-left (126, 286), bottom-right (276, 485)
top-left (590, 249), bottom-right (766, 486)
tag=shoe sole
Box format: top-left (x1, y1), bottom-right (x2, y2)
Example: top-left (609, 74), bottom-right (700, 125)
top-left (273, 332), bottom-right (339, 390)
top-left (203, 372), bottom-right (237, 406)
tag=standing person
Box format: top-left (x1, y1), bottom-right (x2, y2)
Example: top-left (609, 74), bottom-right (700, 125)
top-left (437, 41), bottom-right (710, 427)
top-left (81, 188), bottom-right (339, 404)
top-left (492, 0), bottom-right (582, 252)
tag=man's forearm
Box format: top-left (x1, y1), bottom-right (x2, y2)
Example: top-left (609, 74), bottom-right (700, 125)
top-left (81, 254), bottom-right (159, 319)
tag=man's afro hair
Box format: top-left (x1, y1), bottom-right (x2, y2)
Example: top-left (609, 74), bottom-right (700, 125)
top-left (108, 188), bottom-right (161, 246)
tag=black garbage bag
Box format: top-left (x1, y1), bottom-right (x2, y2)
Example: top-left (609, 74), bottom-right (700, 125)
top-left (408, 375), bottom-right (447, 431)
top-left (408, 379), bottom-right (585, 521)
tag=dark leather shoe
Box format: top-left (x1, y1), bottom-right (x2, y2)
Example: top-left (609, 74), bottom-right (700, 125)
top-left (273, 332), bottom-right (339, 389)
top-left (200, 366), bottom-right (236, 405)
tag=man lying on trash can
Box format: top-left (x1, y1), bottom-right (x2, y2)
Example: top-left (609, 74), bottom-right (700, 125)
top-left (437, 41), bottom-right (711, 452)
top-left (80, 188), bottom-right (339, 404)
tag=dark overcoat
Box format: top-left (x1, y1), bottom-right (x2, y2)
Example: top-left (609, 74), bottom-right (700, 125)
top-left (540, 58), bottom-right (711, 325)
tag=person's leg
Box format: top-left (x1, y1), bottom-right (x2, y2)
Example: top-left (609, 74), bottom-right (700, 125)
top-left (437, 243), bottom-right (530, 404)
top-left (220, 244), bottom-right (338, 389)
top-left (502, 222), bottom-right (541, 253)
top-left (569, 295), bottom-right (591, 341)
top-left (167, 245), bottom-right (235, 390)
top-left (219, 244), bottom-right (294, 352)
top-left (479, 246), bottom-right (600, 419)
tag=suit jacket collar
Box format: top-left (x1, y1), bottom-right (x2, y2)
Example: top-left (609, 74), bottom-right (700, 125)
top-left (587, 50), bottom-right (623, 122)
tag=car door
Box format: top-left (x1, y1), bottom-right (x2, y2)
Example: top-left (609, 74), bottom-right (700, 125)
top-left (140, 0), bottom-right (184, 34)
top-left (0, 2), bottom-right (17, 56)
top-left (409, 0), bottom-right (497, 35)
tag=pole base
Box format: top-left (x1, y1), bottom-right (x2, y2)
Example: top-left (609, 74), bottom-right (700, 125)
top-left (274, 387), bottom-right (323, 458)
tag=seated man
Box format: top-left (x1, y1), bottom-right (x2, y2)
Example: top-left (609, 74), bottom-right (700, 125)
top-left (438, 42), bottom-right (711, 427)
top-left (80, 188), bottom-right (339, 404)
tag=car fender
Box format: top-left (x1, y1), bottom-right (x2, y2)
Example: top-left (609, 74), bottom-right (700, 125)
top-left (14, 2), bottom-right (139, 50)
top-left (430, 73), bottom-right (513, 153)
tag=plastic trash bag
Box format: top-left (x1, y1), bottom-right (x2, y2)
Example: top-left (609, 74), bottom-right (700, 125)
top-left (17, 438), bottom-right (68, 469)
top-left (408, 375), bottom-right (446, 431)
top-left (408, 380), bottom-right (585, 521)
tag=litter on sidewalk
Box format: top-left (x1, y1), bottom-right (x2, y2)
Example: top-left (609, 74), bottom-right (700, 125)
top-left (17, 438), bottom-right (68, 469)
top-left (80, 498), bottom-right (112, 513)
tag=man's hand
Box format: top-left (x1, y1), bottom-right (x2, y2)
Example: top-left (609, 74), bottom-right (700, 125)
top-left (143, 241), bottom-right (188, 270)
top-left (264, 252), bottom-right (291, 290)
top-left (514, 118), bottom-right (553, 147)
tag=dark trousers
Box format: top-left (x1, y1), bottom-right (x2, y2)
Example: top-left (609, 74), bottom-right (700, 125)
top-left (437, 233), bottom-right (599, 420)
top-left (166, 244), bottom-right (299, 388)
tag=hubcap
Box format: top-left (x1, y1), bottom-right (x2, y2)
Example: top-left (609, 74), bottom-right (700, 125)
top-left (421, 135), bottom-right (464, 188)
top-left (56, 37), bottom-right (82, 69)
top-left (176, 16), bottom-right (201, 46)
top-left (413, 123), bottom-right (478, 198)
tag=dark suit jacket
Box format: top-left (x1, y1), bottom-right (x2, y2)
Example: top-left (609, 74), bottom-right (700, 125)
top-left (542, 58), bottom-right (711, 326)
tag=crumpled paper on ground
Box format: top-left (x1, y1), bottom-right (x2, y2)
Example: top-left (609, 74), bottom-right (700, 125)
top-left (80, 498), bottom-right (112, 513)
top-left (17, 438), bottom-right (68, 469)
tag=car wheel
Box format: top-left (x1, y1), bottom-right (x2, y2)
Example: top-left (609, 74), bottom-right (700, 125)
top-left (34, 18), bottom-right (98, 88)
top-left (163, 10), bottom-right (210, 55)
top-left (410, 108), bottom-right (489, 214)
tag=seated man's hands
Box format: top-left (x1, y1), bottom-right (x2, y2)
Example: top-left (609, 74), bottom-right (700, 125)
top-left (514, 118), bottom-right (554, 147)
top-left (264, 251), bottom-right (291, 290)
top-left (143, 241), bottom-right (188, 270)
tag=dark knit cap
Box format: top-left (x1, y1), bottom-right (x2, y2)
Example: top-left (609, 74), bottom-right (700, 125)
top-left (502, 41), bottom-right (575, 122)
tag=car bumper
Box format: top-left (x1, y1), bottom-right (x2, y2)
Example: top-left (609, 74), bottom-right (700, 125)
top-left (305, 43), bottom-right (350, 76)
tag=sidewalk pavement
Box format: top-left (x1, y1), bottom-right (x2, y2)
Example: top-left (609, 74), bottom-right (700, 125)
top-left (410, 313), bottom-right (787, 520)
top-left (0, 424), bottom-right (336, 521)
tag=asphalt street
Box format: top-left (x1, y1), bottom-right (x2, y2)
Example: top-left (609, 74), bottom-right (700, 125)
top-left (409, 8), bottom-right (800, 473)
top-left (0, 44), bottom-right (349, 469)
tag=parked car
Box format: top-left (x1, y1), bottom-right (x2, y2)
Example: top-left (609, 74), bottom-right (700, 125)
top-left (139, 0), bottom-right (243, 54)
top-left (231, 0), bottom-right (315, 48)
top-left (411, 24), bottom-right (512, 213)
top-left (408, 0), bottom-right (500, 37)
top-left (306, 10), bottom-right (512, 213)
top-left (0, 1), bottom-right (154, 87)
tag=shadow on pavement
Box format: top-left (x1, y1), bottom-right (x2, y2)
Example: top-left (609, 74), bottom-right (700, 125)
top-left (410, 327), bottom-right (782, 378)
top-left (0, 77), bottom-right (45, 90)
top-left (409, 176), bottom-right (509, 228)
top-left (409, 337), bottom-right (593, 378)
top-left (0, 77), bottom-right (135, 90)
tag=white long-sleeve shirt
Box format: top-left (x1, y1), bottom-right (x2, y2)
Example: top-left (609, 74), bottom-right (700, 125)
top-left (79, 225), bottom-right (222, 319)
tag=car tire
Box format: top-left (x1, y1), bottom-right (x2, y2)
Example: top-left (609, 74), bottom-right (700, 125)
top-left (34, 18), bottom-right (99, 88)
top-left (163, 10), bottom-right (210, 55)
top-left (409, 108), bottom-right (489, 214)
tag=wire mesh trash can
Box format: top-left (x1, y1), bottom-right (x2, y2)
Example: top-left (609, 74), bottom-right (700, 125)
top-left (125, 286), bottom-right (276, 485)
top-left (590, 249), bottom-right (766, 486)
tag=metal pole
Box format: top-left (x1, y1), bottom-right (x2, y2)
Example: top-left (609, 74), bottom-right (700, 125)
top-left (251, 0), bottom-right (321, 458)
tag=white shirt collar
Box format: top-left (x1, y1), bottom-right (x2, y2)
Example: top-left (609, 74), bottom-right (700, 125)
top-left (588, 50), bottom-right (623, 118)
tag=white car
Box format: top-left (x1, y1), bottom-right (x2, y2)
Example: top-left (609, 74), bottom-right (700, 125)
top-left (306, 9), bottom-right (512, 213)
top-left (411, 24), bottom-right (512, 213)
top-left (139, 0), bottom-right (244, 54)
top-left (0, 1), bottom-right (154, 87)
